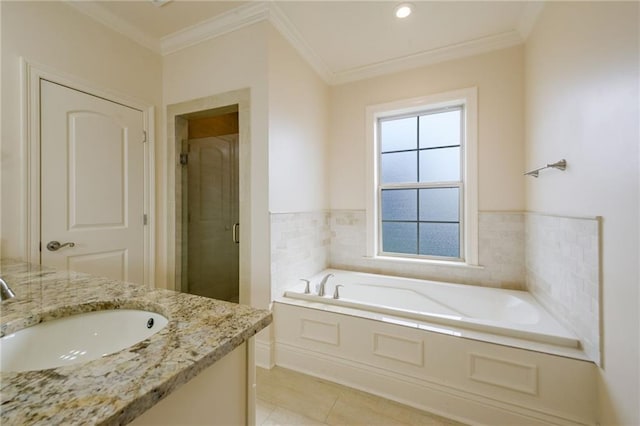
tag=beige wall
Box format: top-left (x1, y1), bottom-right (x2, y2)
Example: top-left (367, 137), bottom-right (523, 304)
top-left (328, 46), bottom-right (525, 212)
top-left (267, 26), bottom-right (329, 213)
top-left (524, 2), bottom-right (639, 424)
top-left (0, 1), bottom-right (162, 260)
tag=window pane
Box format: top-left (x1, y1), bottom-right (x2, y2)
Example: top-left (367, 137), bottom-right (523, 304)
top-left (381, 117), bottom-right (417, 152)
top-left (419, 147), bottom-right (460, 182)
top-left (382, 222), bottom-right (417, 254)
top-left (382, 189), bottom-right (417, 221)
top-left (419, 188), bottom-right (459, 222)
top-left (419, 109), bottom-right (461, 149)
top-left (419, 223), bottom-right (459, 257)
top-left (381, 151), bottom-right (417, 183)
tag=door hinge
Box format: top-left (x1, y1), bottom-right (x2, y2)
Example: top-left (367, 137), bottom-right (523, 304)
top-left (142, 130), bottom-right (147, 143)
top-left (143, 214), bottom-right (148, 225)
top-left (180, 153), bottom-right (188, 165)
top-left (39, 241), bottom-right (42, 252)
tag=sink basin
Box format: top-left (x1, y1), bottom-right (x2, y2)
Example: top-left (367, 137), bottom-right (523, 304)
top-left (1, 309), bottom-right (168, 372)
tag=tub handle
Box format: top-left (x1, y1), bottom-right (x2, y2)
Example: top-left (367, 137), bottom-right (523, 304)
top-left (333, 285), bottom-right (344, 300)
top-left (300, 279), bottom-right (311, 294)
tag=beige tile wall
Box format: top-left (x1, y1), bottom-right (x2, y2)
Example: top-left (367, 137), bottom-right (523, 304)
top-left (270, 212), bottom-right (331, 300)
top-left (270, 210), bottom-right (526, 291)
top-left (525, 213), bottom-right (600, 363)
top-left (328, 210), bottom-right (526, 289)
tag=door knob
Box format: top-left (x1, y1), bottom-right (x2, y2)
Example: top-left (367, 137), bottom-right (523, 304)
top-left (46, 241), bottom-right (75, 251)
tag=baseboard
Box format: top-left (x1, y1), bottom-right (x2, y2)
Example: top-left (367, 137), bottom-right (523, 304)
top-left (255, 338), bottom-right (274, 369)
top-left (274, 342), bottom-right (591, 426)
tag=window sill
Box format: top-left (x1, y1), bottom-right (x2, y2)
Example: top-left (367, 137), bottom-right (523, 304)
top-left (362, 255), bottom-right (484, 270)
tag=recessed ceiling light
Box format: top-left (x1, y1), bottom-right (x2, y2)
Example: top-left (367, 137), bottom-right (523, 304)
top-left (394, 3), bottom-right (413, 19)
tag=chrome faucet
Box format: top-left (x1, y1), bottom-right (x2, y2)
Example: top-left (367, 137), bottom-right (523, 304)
top-left (333, 284), bottom-right (344, 299)
top-left (0, 277), bottom-right (16, 301)
top-left (317, 273), bottom-right (334, 297)
top-left (300, 279), bottom-right (311, 294)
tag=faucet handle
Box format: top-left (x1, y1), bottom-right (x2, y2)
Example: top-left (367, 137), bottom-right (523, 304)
top-left (0, 277), bottom-right (16, 301)
top-left (300, 279), bottom-right (311, 294)
top-left (333, 284), bottom-right (344, 299)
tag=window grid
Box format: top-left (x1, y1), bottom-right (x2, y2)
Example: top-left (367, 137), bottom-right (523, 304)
top-left (378, 105), bottom-right (464, 260)
top-left (381, 144), bottom-right (461, 155)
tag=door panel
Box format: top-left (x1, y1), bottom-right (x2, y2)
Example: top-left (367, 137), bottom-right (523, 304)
top-left (187, 135), bottom-right (239, 301)
top-left (69, 111), bottom-right (127, 229)
top-left (40, 80), bottom-right (145, 284)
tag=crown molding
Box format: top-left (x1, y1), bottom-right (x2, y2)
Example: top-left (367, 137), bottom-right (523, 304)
top-left (516, 2), bottom-right (546, 40)
top-left (66, 1), bottom-right (529, 86)
top-left (268, 3), bottom-right (333, 83)
top-left (160, 2), bottom-right (271, 55)
top-left (329, 31), bottom-right (524, 86)
top-left (65, 1), bottom-right (161, 53)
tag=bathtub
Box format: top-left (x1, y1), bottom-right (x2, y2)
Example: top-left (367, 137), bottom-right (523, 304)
top-left (282, 269), bottom-right (579, 350)
top-left (273, 269), bottom-right (596, 425)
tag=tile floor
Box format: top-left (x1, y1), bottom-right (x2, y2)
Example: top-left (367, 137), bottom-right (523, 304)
top-left (256, 366), bottom-right (466, 426)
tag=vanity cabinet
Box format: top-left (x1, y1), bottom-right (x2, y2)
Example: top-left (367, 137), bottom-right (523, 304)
top-left (132, 341), bottom-right (252, 425)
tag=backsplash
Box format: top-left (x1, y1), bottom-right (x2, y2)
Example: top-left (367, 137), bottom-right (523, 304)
top-left (525, 213), bottom-right (600, 364)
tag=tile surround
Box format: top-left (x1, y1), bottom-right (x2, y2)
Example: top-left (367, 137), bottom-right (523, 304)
top-left (329, 210), bottom-right (526, 289)
top-left (271, 210), bottom-right (526, 290)
top-left (270, 211), bottom-right (331, 300)
top-left (525, 213), bottom-right (601, 364)
top-left (270, 210), bottom-right (601, 362)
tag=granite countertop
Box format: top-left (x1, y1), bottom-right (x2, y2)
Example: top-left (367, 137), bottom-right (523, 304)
top-left (0, 259), bottom-right (272, 425)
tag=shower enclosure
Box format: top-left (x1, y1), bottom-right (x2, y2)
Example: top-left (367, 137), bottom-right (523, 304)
top-left (176, 106), bottom-right (240, 302)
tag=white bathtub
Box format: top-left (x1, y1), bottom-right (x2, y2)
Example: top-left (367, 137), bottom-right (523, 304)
top-left (283, 269), bottom-right (579, 349)
top-left (274, 269), bottom-right (595, 425)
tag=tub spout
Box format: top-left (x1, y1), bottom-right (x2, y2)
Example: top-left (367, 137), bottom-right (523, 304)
top-left (333, 285), bottom-right (344, 299)
top-left (300, 279), bottom-right (311, 294)
top-left (0, 277), bottom-right (16, 301)
top-left (317, 273), bottom-right (334, 297)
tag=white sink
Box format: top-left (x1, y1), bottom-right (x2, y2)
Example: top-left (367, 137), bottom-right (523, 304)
top-left (1, 309), bottom-right (168, 373)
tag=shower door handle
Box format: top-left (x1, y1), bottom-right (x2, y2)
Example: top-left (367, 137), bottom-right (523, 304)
top-left (232, 223), bottom-right (240, 244)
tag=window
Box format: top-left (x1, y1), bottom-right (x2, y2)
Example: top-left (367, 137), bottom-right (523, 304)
top-left (366, 88), bottom-right (478, 264)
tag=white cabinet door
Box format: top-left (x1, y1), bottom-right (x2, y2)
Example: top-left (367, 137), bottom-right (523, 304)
top-left (40, 80), bottom-right (145, 284)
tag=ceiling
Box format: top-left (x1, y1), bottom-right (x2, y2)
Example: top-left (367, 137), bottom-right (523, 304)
top-left (66, 0), bottom-right (543, 84)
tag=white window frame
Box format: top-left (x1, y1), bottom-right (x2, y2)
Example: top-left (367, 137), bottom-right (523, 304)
top-left (365, 87), bottom-right (478, 266)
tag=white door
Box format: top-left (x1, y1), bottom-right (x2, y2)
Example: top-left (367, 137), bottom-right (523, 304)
top-left (40, 80), bottom-right (145, 284)
top-left (187, 135), bottom-right (239, 301)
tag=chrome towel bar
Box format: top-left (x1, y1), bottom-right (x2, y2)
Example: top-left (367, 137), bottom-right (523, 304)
top-left (524, 159), bottom-right (567, 178)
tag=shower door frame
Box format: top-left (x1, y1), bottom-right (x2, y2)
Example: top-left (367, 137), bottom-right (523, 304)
top-left (166, 89), bottom-right (251, 305)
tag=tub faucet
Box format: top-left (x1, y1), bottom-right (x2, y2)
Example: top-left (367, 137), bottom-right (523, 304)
top-left (300, 279), bottom-right (311, 294)
top-left (317, 273), bottom-right (334, 297)
top-left (333, 285), bottom-right (344, 300)
top-left (0, 277), bottom-right (16, 301)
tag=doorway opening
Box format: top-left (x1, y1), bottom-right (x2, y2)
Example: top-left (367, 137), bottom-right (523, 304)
top-left (176, 105), bottom-right (240, 302)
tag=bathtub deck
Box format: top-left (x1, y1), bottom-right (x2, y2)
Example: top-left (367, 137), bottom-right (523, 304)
top-left (256, 366), bottom-right (465, 426)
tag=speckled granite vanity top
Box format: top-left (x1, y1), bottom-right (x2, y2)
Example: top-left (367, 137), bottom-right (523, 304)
top-left (0, 259), bottom-right (272, 425)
